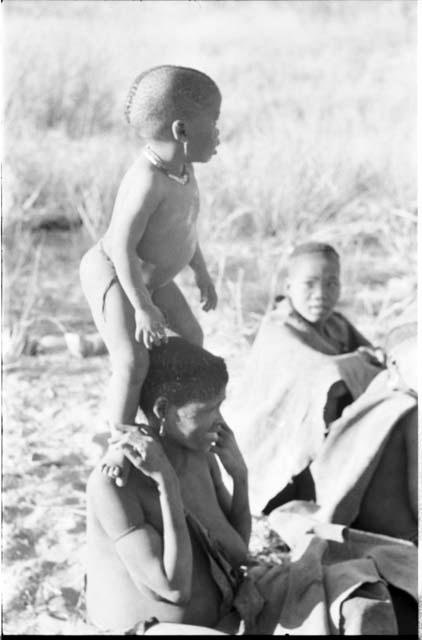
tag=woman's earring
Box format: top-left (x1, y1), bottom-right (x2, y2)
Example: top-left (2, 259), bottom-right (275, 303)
top-left (159, 418), bottom-right (166, 437)
top-left (183, 139), bottom-right (188, 159)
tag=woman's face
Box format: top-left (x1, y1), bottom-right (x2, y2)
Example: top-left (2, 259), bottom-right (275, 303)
top-left (165, 387), bottom-right (226, 451)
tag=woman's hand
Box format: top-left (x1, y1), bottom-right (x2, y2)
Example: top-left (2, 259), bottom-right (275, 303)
top-left (118, 426), bottom-right (176, 484)
top-left (211, 422), bottom-right (247, 480)
top-left (135, 305), bottom-right (168, 349)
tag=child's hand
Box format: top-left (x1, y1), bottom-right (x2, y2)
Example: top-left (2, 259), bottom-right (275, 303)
top-left (135, 305), bottom-right (168, 349)
top-left (195, 271), bottom-right (218, 311)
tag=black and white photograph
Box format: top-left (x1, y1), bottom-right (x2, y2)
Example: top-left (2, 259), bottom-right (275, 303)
top-left (2, 0), bottom-right (418, 635)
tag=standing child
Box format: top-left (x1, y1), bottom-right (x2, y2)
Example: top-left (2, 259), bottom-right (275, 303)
top-left (80, 65), bottom-right (221, 486)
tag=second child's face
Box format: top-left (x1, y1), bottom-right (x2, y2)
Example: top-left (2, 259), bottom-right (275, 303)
top-left (186, 98), bottom-right (221, 163)
top-left (166, 387), bottom-right (226, 452)
top-left (286, 253), bottom-right (341, 324)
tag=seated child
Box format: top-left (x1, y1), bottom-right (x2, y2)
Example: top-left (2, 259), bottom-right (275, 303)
top-left (86, 337), bottom-right (416, 636)
top-left (80, 66), bottom-right (221, 486)
top-left (225, 241), bottom-right (384, 514)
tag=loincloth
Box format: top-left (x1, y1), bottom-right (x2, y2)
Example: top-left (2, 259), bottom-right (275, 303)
top-left (79, 239), bottom-right (121, 322)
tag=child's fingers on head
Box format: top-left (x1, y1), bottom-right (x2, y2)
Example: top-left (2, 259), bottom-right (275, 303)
top-left (144, 334), bottom-right (153, 350)
top-left (135, 326), bottom-right (142, 343)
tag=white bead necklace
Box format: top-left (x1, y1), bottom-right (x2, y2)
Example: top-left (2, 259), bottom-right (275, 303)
top-left (143, 145), bottom-right (189, 185)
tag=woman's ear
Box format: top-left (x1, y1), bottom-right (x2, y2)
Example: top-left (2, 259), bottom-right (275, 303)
top-left (152, 396), bottom-right (168, 421)
top-left (171, 120), bottom-right (187, 142)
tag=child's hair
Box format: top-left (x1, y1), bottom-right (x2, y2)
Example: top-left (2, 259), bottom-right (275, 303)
top-left (288, 242), bottom-right (340, 267)
top-left (125, 65), bottom-right (221, 139)
top-left (385, 321), bottom-right (417, 354)
top-left (140, 336), bottom-right (228, 414)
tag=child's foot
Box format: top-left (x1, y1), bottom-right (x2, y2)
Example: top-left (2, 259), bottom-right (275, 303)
top-left (101, 444), bottom-right (131, 487)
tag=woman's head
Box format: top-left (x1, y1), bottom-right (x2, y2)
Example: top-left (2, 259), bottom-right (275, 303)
top-left (140, 337), bottom-right (228, 451)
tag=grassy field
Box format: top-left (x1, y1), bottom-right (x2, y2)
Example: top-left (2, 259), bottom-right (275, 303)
top-left (2, 0), bottom-right (417, 634)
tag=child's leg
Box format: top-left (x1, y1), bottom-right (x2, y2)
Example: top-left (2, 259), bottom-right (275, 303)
top-left (80, 249), bottom-right (148, 485)
top-left (96, 284), bottom-right (149, 424)
top-left (152, 280), bottom-right (204, 346)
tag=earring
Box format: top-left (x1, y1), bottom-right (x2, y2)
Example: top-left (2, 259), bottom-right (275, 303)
top-left (183, 139), bottom-right (188, 158)
top-left (159, 418), bottom-right (166, 437)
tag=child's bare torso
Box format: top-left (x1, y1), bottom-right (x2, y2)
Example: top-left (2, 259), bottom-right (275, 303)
top-left (102, 158), bottom-right (200, 291)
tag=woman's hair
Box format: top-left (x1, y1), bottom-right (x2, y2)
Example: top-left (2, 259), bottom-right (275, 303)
top-left (125, 65), bottom-right (221, 139)
top-left (140, 337), bottom-right (228, 414)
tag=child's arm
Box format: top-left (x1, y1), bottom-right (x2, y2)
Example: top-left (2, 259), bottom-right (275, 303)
top-left (111, 171), bottom-right (167, 348)
top-left (189, 243), bottom-right (217, 311)
top-left (89, 432), bottom-right (193, 603)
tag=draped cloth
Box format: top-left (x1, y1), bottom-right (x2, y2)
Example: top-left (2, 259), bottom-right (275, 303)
top-left (234, 515), bottom-right (417, 635)
top-left (225, 300), bottom-right (382, 513)
top-left (310, 370), bottom-right (418, 530)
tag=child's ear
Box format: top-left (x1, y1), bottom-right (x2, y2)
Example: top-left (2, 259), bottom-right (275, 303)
top-left (152, 396), bottom-right (168, 421)
top-left (171, 120), bottom-right (187, 142)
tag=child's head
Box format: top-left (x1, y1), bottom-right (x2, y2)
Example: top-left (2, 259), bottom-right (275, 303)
top-left (285, 242), bottom-right (341, 324)
top-left (125, 65), bottom-right (221, 162)
top-left (140, 337), bottom-right (228, 452)
top-left (385, 322), bottom-right (417, 392)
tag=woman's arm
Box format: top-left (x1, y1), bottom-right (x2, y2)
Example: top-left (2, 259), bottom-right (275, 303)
top-left (117, 470), bottom-right (193, 603)
top-left (88, 433), bottom-right (193, 603)
top-left (209, 424), bottom-right (251, 545)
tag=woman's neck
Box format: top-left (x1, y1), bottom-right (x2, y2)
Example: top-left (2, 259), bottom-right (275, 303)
top-left (159, 435), bottom-right (189, 476)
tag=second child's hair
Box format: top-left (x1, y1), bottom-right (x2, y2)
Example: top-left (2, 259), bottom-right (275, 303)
top-left (140, 337), bottom-right (228, 414)
top-left (288, 242), bottom-right (340, 264)
top-left (125, 65), bottom-right (221, 140)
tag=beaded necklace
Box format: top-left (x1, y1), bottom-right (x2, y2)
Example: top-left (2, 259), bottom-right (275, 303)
top-left (143, 145), bottom-right (189, 185)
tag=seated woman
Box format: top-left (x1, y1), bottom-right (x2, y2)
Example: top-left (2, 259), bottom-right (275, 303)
top-left (311, 320), bottom-right (418, 544)
top-left (226, 241), bottom-right (384, 514)
top-left (86, 337), bottom-right (250, 634)
top-left (85, 337), bottom-right (416, 636)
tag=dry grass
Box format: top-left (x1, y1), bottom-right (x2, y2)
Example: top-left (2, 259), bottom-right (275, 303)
top-left (2, 0), bottom-right (417, 634)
